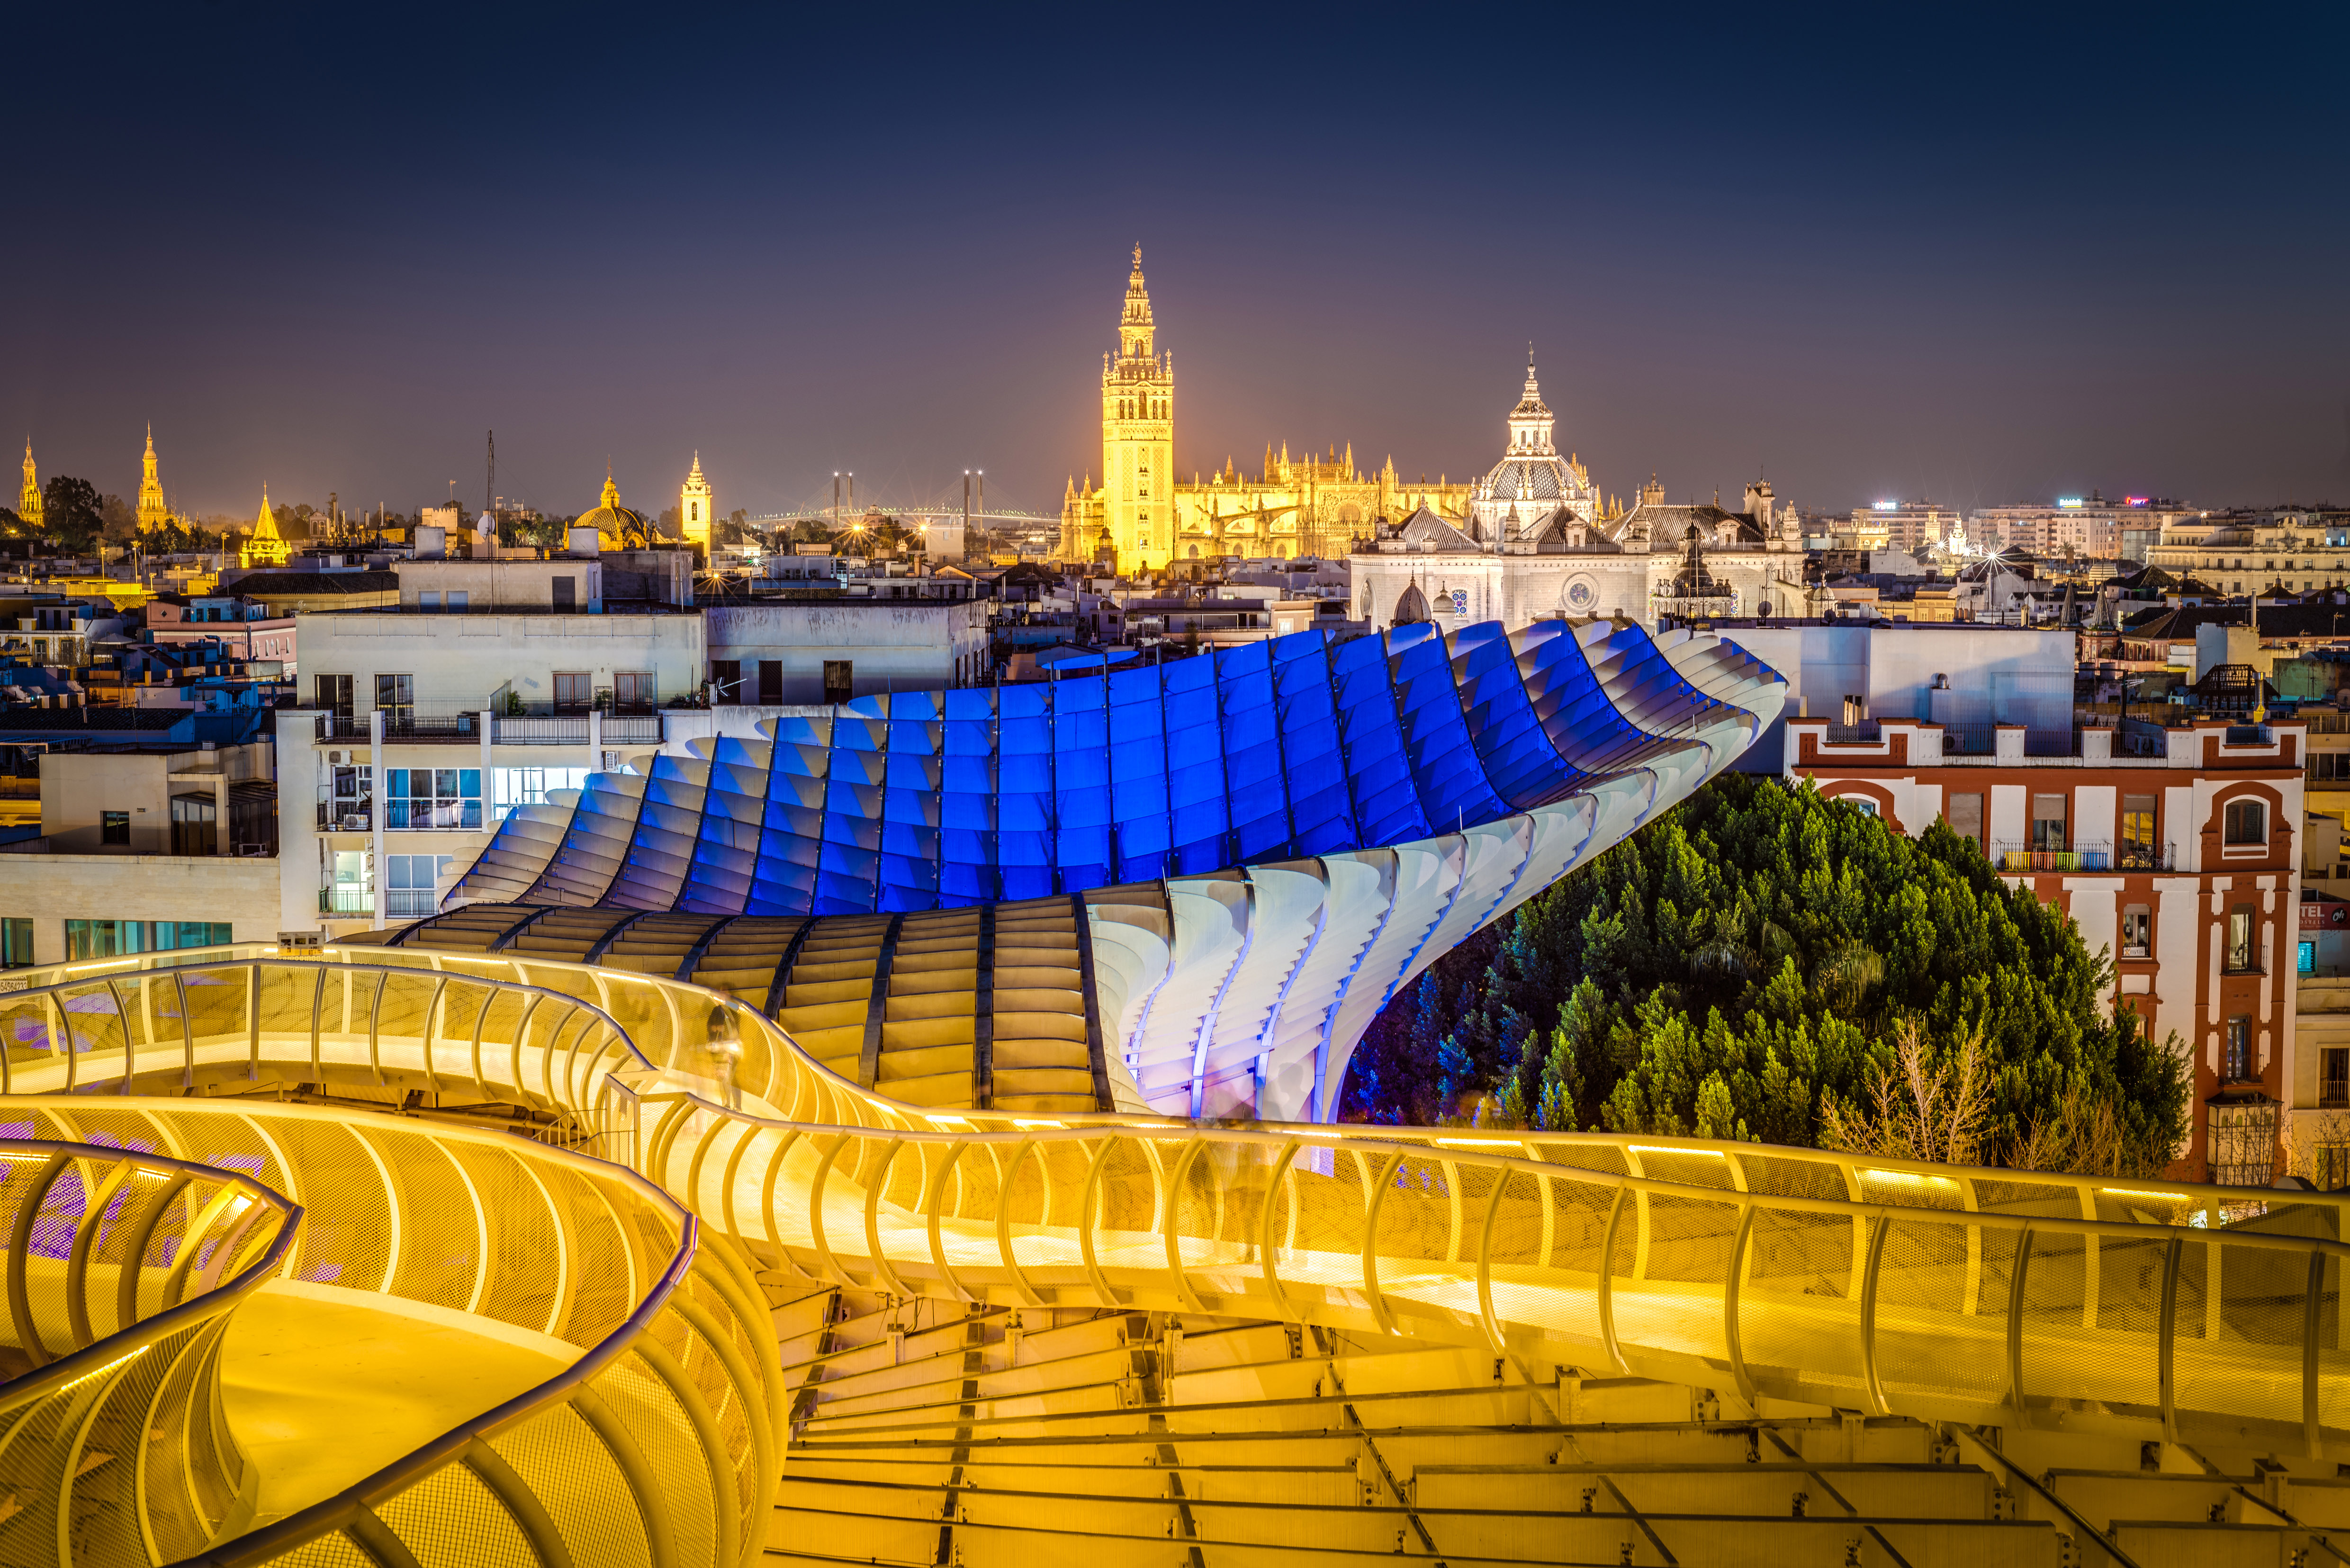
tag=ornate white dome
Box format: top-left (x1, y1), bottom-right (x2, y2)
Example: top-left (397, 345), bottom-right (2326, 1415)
top-left (1468, 356), bottom-right (1599, 546)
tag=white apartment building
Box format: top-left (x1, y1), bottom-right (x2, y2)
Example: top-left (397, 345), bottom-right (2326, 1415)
top-left (283, 601), bottom-right (705, 938)
top-left (706, 600), bottom-right (989, 704)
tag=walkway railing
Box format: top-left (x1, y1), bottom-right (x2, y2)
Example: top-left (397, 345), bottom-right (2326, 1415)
top-left (0, 1137), bottom-right (298, 1566)
top-left (7, 948), bottom-right (2347, 1468)
top-left (0, 1090), bottom-right (780, 1568)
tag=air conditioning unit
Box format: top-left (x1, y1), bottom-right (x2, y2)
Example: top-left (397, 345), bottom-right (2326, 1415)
top-left (324, 750), bottom-right (349, 766)
top-left (341, 814), bottom-right (371, 831)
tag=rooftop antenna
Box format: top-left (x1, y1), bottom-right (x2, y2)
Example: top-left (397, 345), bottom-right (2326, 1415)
top-left (486, 430), bottom-right (495, 523)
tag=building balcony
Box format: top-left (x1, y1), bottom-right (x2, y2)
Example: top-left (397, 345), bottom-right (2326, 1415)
top-left (311, 708), bottom-right (662, 747)
top-left (1992, 840), bottom-right (2114, 873)
top-left (318, 885), bottom-right (373, 914)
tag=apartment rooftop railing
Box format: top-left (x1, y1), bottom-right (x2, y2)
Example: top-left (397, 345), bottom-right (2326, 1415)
top-left (312, 706), bottom-right (664, 746)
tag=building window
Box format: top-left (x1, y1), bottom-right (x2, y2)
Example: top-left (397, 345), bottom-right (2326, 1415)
top-left (170, 793), bottom-right (216, 856)
top-left (2227, 905), bottom-right (2256, 972)
top-left (2029, 793), bottom-right (2068, 852)
top-left (2119, 794), bottom-right (2158, 868)
top-left (385, 767), bottom-right (482, 831)
top-left (419, 590), bottom-right (441, 611)
top-left (101, 811), bottom-right (129, 846)
top-left (2225, 1017), bottom-right (2253, 1082)
top-left (2320, 1144), bottom-right (2350, 1193)
top-left (2224, 799), bottom-right (2267, 845)
top-left (553, 672), bottom-right (592, 713)
top-left (492, 767), bottom-right (588, 822)
top-left (315, 673), bottom-right (353, 719)
top-left (375, 672), bottom-right (413, 720)
top-left (1836, 794), bottom-right (1878, 817)
top-left (320, 766), bottom-right (372, 831)
top-left (551, 576), bottom-right (576, 610)
top-left (2121, 904), bottom-right (2151, 959)
top-left (758, 661), bottom-right (783, 704)
top-left (0, 918), bottom-right (32, 969)
top-left (1946, 792), bottom-right (1984, 853)
top-left (2305, 939), bottom-right (2318, 973)
top-left (2325, 1048), bottom-right (2350, 1108)
top-left (448, 590), bottom-right (468, 610)
top-left (613, 671), bottom-right (655, 713)
top-left (386, 852), bottom-right (455, 917)
top-left (823, 660), bottom-right (854, 705)
top-left (63, 920), bottom-right (231, 961)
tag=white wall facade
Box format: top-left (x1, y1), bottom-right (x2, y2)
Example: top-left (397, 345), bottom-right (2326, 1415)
top-left (706, 602), bottom-right (990, 703)
top-left (296, 610), bottom-right (706, 711)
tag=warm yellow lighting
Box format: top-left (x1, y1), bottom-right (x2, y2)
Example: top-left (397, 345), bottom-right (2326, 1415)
top-left (1861, 1169), bottom-right (1958, 1189)
top-left (64, 1343), bottom-right (149, 1389)
top-left (2100, 1186), bottom-right (2192, 1203)
top-left (1012, 1119), bottom-right (1067, 1129)
top-left (1435, 1137), bottom-right (1523, 1148)
top-left (1629, 1145), bottom-right (1728, 1158)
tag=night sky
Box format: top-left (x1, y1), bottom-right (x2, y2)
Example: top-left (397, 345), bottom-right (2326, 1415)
top-left (8, 5), bottom-right (2346, 526)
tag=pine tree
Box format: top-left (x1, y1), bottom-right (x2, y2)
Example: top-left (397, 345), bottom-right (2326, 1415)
top-left (1345, 774), bottom-right (2190, 1171)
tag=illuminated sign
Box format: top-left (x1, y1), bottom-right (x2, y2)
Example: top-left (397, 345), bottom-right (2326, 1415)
top-left (1873, 501), bottom-right (1899, 511)
top-left (2057, 498), bottom-right (2084, 509)
top-left (2125, 496), bottom-right (2149, 507)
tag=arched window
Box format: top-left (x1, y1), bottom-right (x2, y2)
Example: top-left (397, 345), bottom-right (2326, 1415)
top-left (2224, 799), bottom-right (2267, 845)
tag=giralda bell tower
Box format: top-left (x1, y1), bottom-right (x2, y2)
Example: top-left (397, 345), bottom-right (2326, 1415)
top-left (1100, 246), bottom-right (1173, 570)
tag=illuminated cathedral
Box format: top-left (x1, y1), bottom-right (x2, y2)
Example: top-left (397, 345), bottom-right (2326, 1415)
top-left (1057, 250), bottom-right (1477, 568)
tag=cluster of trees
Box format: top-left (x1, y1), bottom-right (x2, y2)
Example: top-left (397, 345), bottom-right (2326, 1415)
top-left (1342, 774), bottom-right (2190, 1178)
top-left (0, 475), bottom-right (110, 554)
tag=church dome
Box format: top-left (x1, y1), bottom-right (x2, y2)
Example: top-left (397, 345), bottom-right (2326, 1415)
top-left (1394, 579), bottom-right (1432, 625)
top-left (578, 472), bottom-right (650, 550)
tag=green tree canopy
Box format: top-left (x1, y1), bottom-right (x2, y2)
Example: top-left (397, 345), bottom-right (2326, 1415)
top-left (39, 475), bottom-right (104, 553)
top-left (1343, 774), bottom-right (2189, 1175)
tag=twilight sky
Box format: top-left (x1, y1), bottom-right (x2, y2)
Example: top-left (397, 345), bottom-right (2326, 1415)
top-left (7, 5), bottom-right (2346, 526)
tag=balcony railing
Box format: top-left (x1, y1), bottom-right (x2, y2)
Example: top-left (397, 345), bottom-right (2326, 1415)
top-left (313, 708), bottom-right (663, 747)
top-left (385, 887), bottom-right (439, 917)
top-left (318, 885), bottom-right (373, 914)
top-left (1992, 839), bottom-right (2113, 872)
top-left (1824, 720), bottom-right (1881, 744)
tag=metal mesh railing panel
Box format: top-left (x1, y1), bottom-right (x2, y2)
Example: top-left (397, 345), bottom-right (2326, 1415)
top-left (265, 1114), bottom-right (393, 1291)
top-left (372, 1125), bottom-right (481, 1311)
top-left (257, 1529), bottom-right (381, 1568)
top-left (143, 1318), bottom-right (228, 1559)
top-left (376, 1456), bottom-right (539, 1568)
top-left (1875, 1217), bottom-right (2003, 1405)
top-left (491, 1400), bottom-right (653, 1568)
top-left (465, 1144), bottom-right (563, 1332)
top-left (69, 1316), bottom-right (189, 1568)
top-left (651, 1304), bottom-right (761, 1535)
top-left (540, 1165), bottom-right (639, 1347)
top-left (1739, 1205), bottom-right (1864, 1403)
top-left (594, 1352), bottom-right (718, 1568)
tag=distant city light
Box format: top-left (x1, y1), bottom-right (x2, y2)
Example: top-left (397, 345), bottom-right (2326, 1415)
top-left (1872, 500), bottom-right (1899, 511)
top-left (2057, 497), bottom-right (2085, 508)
